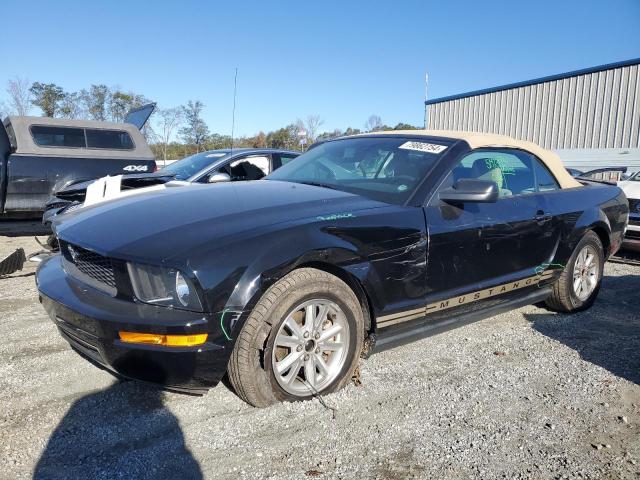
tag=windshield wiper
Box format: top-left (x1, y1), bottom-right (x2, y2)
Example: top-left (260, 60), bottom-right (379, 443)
top-left (294, 180), bottom-right (339, 190)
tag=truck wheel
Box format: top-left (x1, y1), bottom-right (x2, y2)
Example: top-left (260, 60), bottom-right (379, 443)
top-left (545, 231), bottom-right (604, 313)
top-left (227, 268), bottom-right (364, 407)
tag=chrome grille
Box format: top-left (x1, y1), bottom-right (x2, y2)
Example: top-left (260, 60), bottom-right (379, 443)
top-left (63, 242), bottom-right (116, 289)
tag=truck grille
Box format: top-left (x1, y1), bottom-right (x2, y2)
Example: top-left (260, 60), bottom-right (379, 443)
top-left (62, 242), bottom-right (116, 290)
top-left (629, 198), bottom-right (640, 215)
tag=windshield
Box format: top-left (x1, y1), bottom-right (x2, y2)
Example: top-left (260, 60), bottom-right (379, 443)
top-left (631, 171), bottom-right (640, 181)
top-left (266, 136), bottom-right (451, 204)
top-left (160, 151), bottom-right (228, 180)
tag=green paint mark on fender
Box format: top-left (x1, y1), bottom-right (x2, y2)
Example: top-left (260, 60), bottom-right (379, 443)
top-left (220, 308), bottom-right (233, 341)
top-left (534, 262), bottom-right (566, 275)
top-left (534, 262), bottom-right (566, 288)
top-left (316, 212), bottom-right (355, 221)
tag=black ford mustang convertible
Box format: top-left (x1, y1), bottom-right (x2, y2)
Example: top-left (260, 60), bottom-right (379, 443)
top-left (36, 131), bottom-right (629, 407)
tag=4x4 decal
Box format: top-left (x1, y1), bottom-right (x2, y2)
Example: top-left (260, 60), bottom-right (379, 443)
top-left (123, 165), bottom-right (149, 172)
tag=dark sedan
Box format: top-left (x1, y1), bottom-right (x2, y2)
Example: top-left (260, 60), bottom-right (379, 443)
top-left (43, 148), bottom-right (300, 227)
top-left (36, 131), bottom-right (628, 406)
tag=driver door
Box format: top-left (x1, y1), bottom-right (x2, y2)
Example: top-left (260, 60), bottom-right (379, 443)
top-left (424, 148), bottom-right (556, 299)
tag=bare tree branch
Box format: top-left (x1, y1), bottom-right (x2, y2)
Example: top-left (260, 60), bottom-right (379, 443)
top-left (155, 107), bottom-right (183, 163)
top-left (6, 77), bottom-right (32, 116)
top-left (364, 114), bottom-right (382, 132)
top-left (305, 115), bottom-right (324, 143)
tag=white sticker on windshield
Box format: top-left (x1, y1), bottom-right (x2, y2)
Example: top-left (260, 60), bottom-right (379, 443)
top-left (398, 141), bottom-right (447, 154)
top-left (206, 153), bottom-right (226, 158)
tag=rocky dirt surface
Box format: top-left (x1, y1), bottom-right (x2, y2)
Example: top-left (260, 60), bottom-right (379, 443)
top-left (0, 232), bottom-right (638, 479)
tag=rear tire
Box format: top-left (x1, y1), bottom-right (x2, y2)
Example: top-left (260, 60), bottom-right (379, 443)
top-left (227, 268), bottom-right (364, 407)
top-left (545, 231), bottom-right (604, 313)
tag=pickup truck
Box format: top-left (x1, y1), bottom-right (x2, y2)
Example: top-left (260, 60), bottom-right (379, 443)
top-left (0, 105), bottom-right (156, 219)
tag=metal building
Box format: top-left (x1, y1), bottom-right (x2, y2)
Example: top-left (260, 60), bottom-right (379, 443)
top-left (425, 58), bottom-right (640, 173)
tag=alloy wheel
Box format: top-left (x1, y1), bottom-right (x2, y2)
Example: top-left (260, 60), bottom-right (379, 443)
top-left (572, 244), bottom-right (599, 301)
top-left (271, 299), bottom-right (350, 396)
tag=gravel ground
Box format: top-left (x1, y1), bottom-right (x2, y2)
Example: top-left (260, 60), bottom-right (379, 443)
top-left (0, 232), bottom-right (639, 479)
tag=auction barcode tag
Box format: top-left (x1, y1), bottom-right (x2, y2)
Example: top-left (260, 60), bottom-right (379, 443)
top-left (398, 141), bottom-right (448, 154)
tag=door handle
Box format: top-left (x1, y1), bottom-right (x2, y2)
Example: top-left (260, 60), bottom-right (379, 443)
top-left (535, 210), bottom-right (552, 224)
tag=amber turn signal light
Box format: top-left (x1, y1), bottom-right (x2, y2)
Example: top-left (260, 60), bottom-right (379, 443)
top-left (119, 331), bottom-right (208, 347)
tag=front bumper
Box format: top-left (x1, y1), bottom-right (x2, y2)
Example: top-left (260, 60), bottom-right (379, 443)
top-left (36, 255), bottom-right (231, 393)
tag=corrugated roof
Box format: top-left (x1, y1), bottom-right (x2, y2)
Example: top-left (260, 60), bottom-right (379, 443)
top-left (425, 58), bottom-right (640, 105)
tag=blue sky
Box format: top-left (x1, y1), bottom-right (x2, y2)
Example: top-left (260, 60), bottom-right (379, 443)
top-left (1, 0), bottom-right (638, 137)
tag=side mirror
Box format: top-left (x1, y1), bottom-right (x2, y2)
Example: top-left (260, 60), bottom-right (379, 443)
top-left (207, 172), bottom-right (231, 184)
top-left (439, 179), bottom-right (499, 204)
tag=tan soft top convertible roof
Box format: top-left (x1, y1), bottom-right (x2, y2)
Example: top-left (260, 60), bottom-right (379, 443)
top-left (358, 129), bottom-right (581, 189)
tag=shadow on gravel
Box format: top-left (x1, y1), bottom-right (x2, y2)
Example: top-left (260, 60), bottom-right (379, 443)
top-left (33, 382), bottom-right (202, 480)
top-left (525, 274), bottom-right (640, 386)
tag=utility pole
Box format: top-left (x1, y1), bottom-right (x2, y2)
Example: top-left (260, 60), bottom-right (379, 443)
top-left (231, 67), bottom-right (238, 151)
top-left (424, 72), bottom-right (429, 129)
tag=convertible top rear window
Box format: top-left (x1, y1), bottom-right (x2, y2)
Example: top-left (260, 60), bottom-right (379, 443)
top-left (266, 137), bottom-right (451, 205)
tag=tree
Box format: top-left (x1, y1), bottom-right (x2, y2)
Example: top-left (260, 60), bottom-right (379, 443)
top-left (108, 90), bottom-right (133, 122)
top-left (206, 133), bottom-right (232, 150)
top-left (251, 131), bottom-right (267, 148)
top-left (344, 127), bottom-right (361, 136)
top-left (109, 89), bottom-right (151, 122)
top-left (364, 114), bottom-right (383, 132)
top-left (154, 107), bottom-right (183, 162)
top-left (80, 84), bottom-right (110, 121)
top-left (316, 129), bottom-right (343, 142)
top-left (393, 122), bottom-right (419, 130)
top-left (179, 101), bottom-right (210, 152)
top-left (30, 82), bottom-right (66, 117)
top-left (267, 126), bottom-right (296, 149)
top-left (59, 91), bottom-right (83, 118)
top-left (304, 115), bottom-right (324, 143)
top-left (6, 77), bottom-right (32, 116)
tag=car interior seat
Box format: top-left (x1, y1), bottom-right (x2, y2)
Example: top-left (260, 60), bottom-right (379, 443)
top-left (471, 158), bottom-right (512, 197)
top-left (230, 161), bottom-right (266, 181)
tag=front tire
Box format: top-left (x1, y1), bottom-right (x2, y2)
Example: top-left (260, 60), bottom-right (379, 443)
top-left (227, 268), bottom-right (364, 407)
top-left (545, 231), bottom-right (604, 312)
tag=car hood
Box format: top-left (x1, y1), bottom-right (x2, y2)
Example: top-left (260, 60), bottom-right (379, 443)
top-left (55, 180), bottom-right (388, 264)
top-left (56, 172), bottom-right (176, 199)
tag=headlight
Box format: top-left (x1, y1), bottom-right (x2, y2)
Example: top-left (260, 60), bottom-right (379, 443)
top-left (127, 263), bottom-right (203, 311)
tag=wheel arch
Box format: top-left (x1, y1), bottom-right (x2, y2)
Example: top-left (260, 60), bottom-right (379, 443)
top-left (294, 260), bottom-right (375, 333)
top-left (570, 207), bottom-right (613, 258)
top-left (590, 224), bottom-right (610, 256)
top-left (220, 245), bottom-right (379, 342)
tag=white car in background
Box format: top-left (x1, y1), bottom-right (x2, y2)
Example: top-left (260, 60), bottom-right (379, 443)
top-left (619, 171), bottom-right (640, 251)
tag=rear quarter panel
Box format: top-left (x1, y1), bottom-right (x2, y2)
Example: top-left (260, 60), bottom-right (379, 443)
top-left (542, 184), bottom-right (628, 263)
